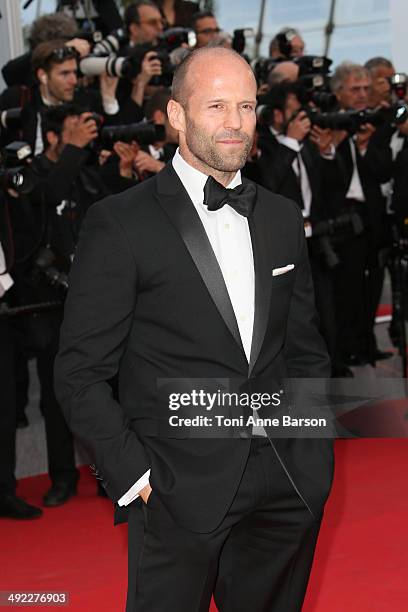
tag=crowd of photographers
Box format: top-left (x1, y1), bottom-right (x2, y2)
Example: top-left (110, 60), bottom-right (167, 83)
top-left (1, 0), bottom-right (408, 519)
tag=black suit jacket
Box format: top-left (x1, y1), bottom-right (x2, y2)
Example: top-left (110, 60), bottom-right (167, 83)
top-left (323, 129), bottom-right (393, 247)
top-left (256, 126), bottom-right (331, 226)
top-left (54, 163), bottom-right (333, 532)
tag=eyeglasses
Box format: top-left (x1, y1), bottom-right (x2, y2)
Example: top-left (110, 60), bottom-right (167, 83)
top-left (196, 28), bottom-right (221, 35)
top-left (47, 46), bottom-right (79, 63)
top-left (139, 18), bottom-right (165, 27)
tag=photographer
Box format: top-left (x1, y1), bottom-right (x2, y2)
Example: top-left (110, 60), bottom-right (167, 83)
top-left (256, 81), bottom-right (343, 374)
top-left (116, 1), bottom-right (165, 119)
top-left (257, 82), bottom-right (335, 200)
top-left (0, 40), bottom-right (118, 154)
top-left (1, 12), bottom-right (90, 88)
top-left (269, 27), bottom-right (305, 60)
top-left (329, 62), bottom-right (393, 366)
top-left (192, 11), bottom-right (222, 48)
top-left (0, 200), bottom-right (43, 518)
top-left (132, 88), bottom-right (178, 177)
top-left (9, 104), bottom-right (113, 508)
top-left (365, 57), bottom-right (395, 108)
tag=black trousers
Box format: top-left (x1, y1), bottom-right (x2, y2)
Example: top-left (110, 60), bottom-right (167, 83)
top-left (36, 338), bottom-right (79, 486)
top-left (0, 317), bottom-right (17, 495)
top-left (126, 439), bottom-right (323, 612)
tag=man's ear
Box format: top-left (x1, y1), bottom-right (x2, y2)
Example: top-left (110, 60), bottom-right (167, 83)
top-left (129, 23), bottom-right (139, 41)
top-left (45, 130), bottom-right (58, 148)
top-left (152, 109), bottom-right (166, 125)
top-left (167, 99), bottom-right (186, 135)
top-left (273, 108), bottom-right (283, 127)
top-left (37, 68), bottom-right (47, 85)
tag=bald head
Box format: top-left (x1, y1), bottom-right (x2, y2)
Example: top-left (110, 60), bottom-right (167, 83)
top-left (171, 47), bottom-right (255, 108)
top-left (167, 45), bottom-right (257, 185)
top-left (267, 61), bottom-right (299, 88)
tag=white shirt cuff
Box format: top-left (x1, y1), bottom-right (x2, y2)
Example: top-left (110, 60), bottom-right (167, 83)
top-left (320, 144), bottom-right (336, 160)
top-left (102, 97), bottom-right (119, 115)
top-left (117, 469), bottom-right (151, 506)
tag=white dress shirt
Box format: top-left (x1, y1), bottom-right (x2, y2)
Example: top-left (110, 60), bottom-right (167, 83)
top-left (118, 149), bottom-right (256, 506)
top-left (345, 138), bottom-right (365, 202)
top-left (0, 241), bottom-right (14, 297)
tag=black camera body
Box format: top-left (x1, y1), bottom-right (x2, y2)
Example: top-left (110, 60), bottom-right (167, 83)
top-left (1, 107), bottom-right (24, 133)
top-left (100, 120), bottom-right (165, 148)
top-left (306, 104), bottom-right (408, 133)
top-left (296, 55), bottom-right (337, 112)
top-left (148, 28), bottom-right (195, 87)
top-left (0, 141), bottom-right (35, 195)
top-left (252, 57), bottom-right (281, 86)
top-left (78, 26), bottom-right (194, 84)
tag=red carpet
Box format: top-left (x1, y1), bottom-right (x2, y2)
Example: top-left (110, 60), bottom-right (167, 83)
top-left (376, 304), bottom-right (392, 318)
top-left (1, 440), bottom-right (407, 611)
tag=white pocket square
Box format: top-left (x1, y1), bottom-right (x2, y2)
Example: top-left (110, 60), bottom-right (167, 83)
top-left (272, 264), bottom-right (295, 276)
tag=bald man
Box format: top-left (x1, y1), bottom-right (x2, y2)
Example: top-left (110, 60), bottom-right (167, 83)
top-left (55, 48), bottom-right (334, 611)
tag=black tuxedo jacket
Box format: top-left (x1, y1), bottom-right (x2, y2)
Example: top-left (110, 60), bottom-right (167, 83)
top-left (323, 129), bottom-right (393, 247)
top-left (54, 163), bottom-right (333, 533)
top-left (256, 126), bottom-right (332, 226)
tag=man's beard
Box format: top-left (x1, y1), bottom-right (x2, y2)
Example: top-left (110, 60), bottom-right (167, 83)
top-left (184, 114), bottom-right (253, 173)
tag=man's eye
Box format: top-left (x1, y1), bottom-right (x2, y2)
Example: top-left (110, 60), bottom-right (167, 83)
top-left (210, 104), bottom-right (223, 109)
top-left (242, 104), bottom-right (254, 111)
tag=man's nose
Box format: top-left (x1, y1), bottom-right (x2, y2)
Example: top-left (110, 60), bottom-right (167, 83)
top-left (224, 107), bottom-right (242, 130)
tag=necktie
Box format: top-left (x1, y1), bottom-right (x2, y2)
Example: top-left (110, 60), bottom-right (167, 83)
top-left (203, 175), bottom-right (257, 217)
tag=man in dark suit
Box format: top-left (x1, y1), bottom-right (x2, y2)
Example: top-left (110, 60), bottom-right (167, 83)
top-left (256, 81), bottom-right (344, 376)
top-left (55, 47), bottom-right (334, 611)
top-left (329, 62), bottom-right (393, 366)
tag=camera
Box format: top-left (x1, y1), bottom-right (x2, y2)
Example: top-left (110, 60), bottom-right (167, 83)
top-left (313, 211), bottom-right (365, 268)
top-left (91, 28), bottom-right (128, 57)
top-left (100, 120), bottom-right (165, 148)
top-left (390, 72), bottom-right (407, 100)
top-left (78, 27), bottom-right (141, 79)
top-left (78, 52), bottom-right (142, 79)
top-left (276, 28), bottom-right (299, 60)
top-left (159, 27), bottom-right (196, 52)
top-left (1, 108), bottom-right (23, 133)
top-left (79, 26), bottom-right (194, 83)
top-left (0, 141), bottom-right (35, 195)
top-left (252, 57), bottom-right (280, 87)
top-left (148, 28), bottom-right (195, 87)
top-left (306, 104), bottom-right (408, 132)
top-left (296, 55), bottom-right (337, 111)
top-left (31, 247), bottom-right (69, 292)
top-left (232, 28), bottom-right (253, 55)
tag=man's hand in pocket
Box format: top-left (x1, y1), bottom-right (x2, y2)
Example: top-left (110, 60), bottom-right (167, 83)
top-left (140, 483), bottom-right (152, 504)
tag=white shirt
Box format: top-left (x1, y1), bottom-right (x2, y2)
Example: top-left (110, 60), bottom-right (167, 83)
top-left (381, 130), bottom-right (405, 208)
top-left (345, 138), bottom-right (365, 202)
top-left (117, 149), bottom-right (256, 506)
top-left (0, 241), bottom-right (14, 297)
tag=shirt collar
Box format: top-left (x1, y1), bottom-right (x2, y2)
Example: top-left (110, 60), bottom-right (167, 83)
top-left (172, 147), bottom-right (242, 207)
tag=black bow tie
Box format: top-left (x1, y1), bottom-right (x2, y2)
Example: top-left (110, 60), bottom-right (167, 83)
top-left (203, 175), bottom-right (257, 217)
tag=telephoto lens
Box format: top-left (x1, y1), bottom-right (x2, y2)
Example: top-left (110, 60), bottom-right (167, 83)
top-left (100, 121), bottom-right (165, 147)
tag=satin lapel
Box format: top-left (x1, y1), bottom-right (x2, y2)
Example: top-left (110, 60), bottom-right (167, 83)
top-left (300, 144), bottom-right (315, 187)
top-left (247, 184), bottom-right (271, 376)
top-left (155, 164), bottom-right (244, 354)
